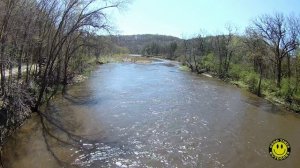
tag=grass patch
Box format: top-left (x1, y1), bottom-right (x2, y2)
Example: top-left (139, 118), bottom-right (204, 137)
top-left (229, 67), bottom-right (300, 112)
top-left (98, 54), bottom-right (152, 64)
top-left (230, 80), bottom-right (248, 89)
top-left (179, 65), bottom-right (190, 72)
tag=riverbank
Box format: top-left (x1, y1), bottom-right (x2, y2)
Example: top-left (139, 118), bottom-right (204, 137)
top-left (177, 63), bottom-right (300, 113)
top-left (0, 58), bottom-right (98, 148)
top-left (134, 54), bottom-right (300, 113)
top-left (230, 80), bottom-right (300, 113)
top-left (98, 54), bottom-right (152, 64)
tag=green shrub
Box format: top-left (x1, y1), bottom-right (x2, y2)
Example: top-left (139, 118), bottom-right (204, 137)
top-left (229, 64), bottom-right (243, 80)
top-left (245, 72), bottom-right (259, 93)
top-left (202, 53), bottom-right (217, 72)
top-left (262, 79), bottom-right (277, 93)
top-left (275, 78), bottom-right (298, 105)
top-left (281, 79), bottom-right (290, 94)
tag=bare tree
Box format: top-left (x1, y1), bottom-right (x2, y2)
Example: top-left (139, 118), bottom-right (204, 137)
top-left (0, 0), bottom-right (18, 94)
top-left (251, 13), bottom-right (299, 87)
top-left (245, 28), bottom-right (269, 96)
top-left (213, 26), bottom-right (235, 78)
top-left (183, 34), bottom-right (207, 74)
top-left (34, 0), bottom-right (125, 110)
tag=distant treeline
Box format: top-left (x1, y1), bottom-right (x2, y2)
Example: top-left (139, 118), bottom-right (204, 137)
top-left (142, 42), bottom-right (178, 59)
top-left (111, 34), bottom-right (180, 54)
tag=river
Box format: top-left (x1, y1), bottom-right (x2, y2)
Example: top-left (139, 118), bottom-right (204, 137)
top-left (2, 59), bottom-right (300, 167)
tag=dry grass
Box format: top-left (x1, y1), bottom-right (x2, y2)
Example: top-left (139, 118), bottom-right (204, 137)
top-left (98, 54), bottom-right (152, 64)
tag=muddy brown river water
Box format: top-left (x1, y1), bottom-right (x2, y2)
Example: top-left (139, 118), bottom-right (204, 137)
top-left (2, 59), bottom-right (300, 168)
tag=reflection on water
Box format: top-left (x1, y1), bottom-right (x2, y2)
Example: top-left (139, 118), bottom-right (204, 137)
top-left (2, 60), bottom-right (300, 168)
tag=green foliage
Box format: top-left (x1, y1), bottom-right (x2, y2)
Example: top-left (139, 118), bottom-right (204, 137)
top-left (276, 79), bottom-right (291, 98)
top-left (275, 78), bottom-right (300, 105)
top-left (179, 65), bottom-right (190, 71)
top-left (229, 66), bottom-right (264, 95)
top-left (244, 71), bottom-right (260, 93)
top-left (263, 79), bottom-right (277, 93)
top-left (229, 64), bottom-right (244, 80)
top-left (202, 53), bottom-right (216, 72)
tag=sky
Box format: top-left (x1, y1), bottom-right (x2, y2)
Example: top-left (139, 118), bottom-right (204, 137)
top-left (110, 0), bottom-right (300, 38)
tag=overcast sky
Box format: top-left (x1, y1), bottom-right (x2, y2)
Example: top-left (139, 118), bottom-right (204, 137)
top-left (109, 0), bottom-right (300, 38)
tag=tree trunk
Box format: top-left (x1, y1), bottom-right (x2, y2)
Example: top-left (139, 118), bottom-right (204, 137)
top-left (287, 55), bottom-right (291, 79)
top-left (25, 52), bottom-right (29, 83)
top-left (276, 59), bottom-right (282, 88)
top-left (257, 63), bottom-right (263, 97)
top-left (218, 56), bottom-right (222, 78)
top-left (0, 43), bottom-right (6, 95)
top-left (17, 46), bottom-right (24, 80)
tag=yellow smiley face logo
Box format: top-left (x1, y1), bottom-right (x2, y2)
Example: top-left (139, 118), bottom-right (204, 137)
top-left (269, 138), bottom-right (291, 161)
